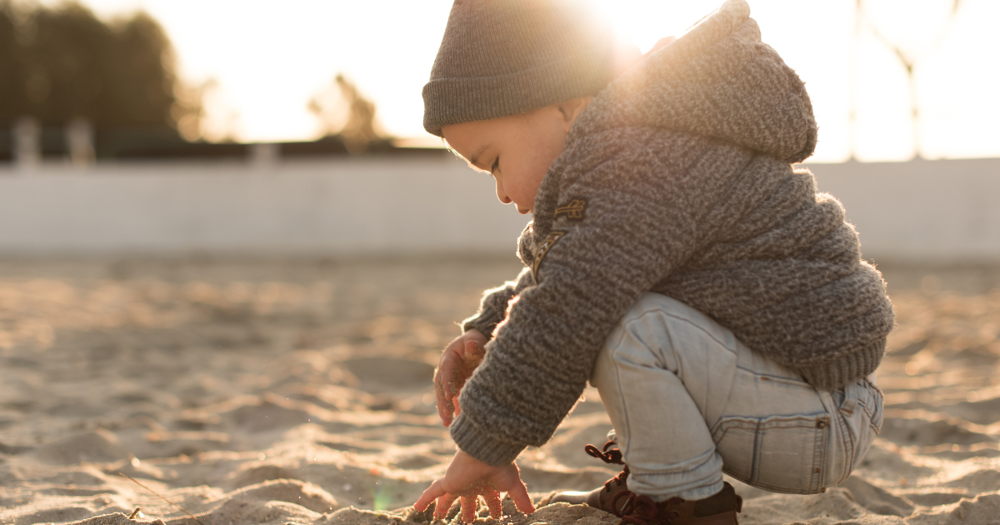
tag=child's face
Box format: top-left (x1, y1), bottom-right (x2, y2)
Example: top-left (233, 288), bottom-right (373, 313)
top-left (442, 100), bottom-right (587, 215)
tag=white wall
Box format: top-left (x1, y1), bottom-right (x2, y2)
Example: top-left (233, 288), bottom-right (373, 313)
top-left (806, 157), bottom-right (1000, 264)
top-left (0, 155), bottom-right (531, 257)
top-left (0, 155), bottom-right (998, 263)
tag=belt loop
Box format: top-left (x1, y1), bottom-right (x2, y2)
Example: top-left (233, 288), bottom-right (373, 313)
top-left (840, 384), bottom-right (858, 416)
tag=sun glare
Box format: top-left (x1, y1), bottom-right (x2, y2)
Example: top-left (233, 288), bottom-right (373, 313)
top-left (586, 0), bottom-right (1000, 162)
top-left (38, 0), bottom-right (1000, 161)
top-left (587, 0), bottom-right (722, 53)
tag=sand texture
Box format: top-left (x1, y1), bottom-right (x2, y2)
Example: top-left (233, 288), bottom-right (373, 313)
top-left (1, 258), bottom-right (999, 525)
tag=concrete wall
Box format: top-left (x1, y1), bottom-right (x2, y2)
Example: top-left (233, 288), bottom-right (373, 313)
top-left (0, 155), bottom-right (998, 263)
top-left (806, 157), bottom-right (1000, 264)
top-left (0, 155), bottom-right (531, 257)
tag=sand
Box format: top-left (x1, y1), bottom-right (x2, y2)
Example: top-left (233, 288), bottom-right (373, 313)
top-left (1, 257), bottom-right (999, 525)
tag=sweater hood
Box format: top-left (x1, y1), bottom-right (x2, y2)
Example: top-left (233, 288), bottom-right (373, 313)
top-left (571, 0), bottom-right (817, 163)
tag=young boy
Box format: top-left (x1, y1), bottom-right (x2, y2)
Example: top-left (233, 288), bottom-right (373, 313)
top-left (414, 1), bottom-right (894, 524)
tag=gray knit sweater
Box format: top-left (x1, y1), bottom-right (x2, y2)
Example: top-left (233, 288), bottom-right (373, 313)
top-left (453, 0), bottom-right (895, 466)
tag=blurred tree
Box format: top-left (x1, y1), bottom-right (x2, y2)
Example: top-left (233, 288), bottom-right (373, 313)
top-left (0, 2), bottom-right (26, 116)
top-left (308, 73), bottom-right (386, 154)
top-left (0, 1), bottom-right (200, 134)
top-left (172, 77), bottom-right (218, 142)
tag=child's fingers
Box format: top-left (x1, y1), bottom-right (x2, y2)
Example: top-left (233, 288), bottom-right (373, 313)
top-left (434, 493), bottom-right (458, 520)
top-left (434, 379), bottom-right (454, 427)
top-left (483, 487), bottom-right (503, 518)
top-left (415, 480), bottom-right (446, 513)
top-left (460, 494), bottom-right (479, 523)
top-left (453, 394), bottom-right (462, 417)
top-left (434, 353), bottom-right (461, 426)
top-left (506, 480), bottom-right (536, 515)
top-left (433, 382), bottom-right (447, 425)
top-left (437, 352), bottom-right (459, 398)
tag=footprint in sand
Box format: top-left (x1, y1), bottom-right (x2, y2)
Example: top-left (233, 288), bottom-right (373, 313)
top-left (879, 418), bottom-right (993, 447)
top-left (32, 429), bottom-right (130, 465)
top-left (340, 357), bottom-right (434, 392)
top-left (227, 465), bottom-right (302, 489)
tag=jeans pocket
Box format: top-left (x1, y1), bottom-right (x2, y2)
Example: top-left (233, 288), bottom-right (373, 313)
top-left (712, 413), bottom-right (830, 494)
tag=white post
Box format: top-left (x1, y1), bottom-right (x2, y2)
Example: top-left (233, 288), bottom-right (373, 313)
top-left (14, 117), bottom-right (41, 172)
top-left (250, 143), bottom-right (279, 171)
top-left (66, 118), bottom-right (96, 167)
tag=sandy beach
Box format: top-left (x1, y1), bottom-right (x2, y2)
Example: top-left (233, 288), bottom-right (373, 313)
top-left (1, 257), bottom-right (999, 525)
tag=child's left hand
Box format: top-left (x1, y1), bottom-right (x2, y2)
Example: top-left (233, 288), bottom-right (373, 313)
top-left (414, 450), bottom-right (535, 523)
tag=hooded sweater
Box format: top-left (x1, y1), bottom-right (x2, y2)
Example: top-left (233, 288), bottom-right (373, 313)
top-left (452, 0), bottom-right (896, 467)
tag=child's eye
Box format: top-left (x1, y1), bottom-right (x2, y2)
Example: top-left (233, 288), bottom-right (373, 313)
top-left (490, 159), bottom-right (500, 174)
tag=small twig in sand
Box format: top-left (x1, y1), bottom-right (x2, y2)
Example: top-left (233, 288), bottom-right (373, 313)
top-left (128, 507), bottom-right (141, 520)
top-left (119, 472), bottom-right (207, 525)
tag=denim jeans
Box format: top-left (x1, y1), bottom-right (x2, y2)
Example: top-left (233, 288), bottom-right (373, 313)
top-left (590, 293), bottom-right (883, 501)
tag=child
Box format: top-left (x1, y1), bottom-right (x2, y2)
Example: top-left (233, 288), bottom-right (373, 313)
top-left (413, 1), bottom-right (894, 524)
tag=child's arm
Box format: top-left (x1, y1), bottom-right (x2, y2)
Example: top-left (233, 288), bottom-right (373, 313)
top-left (433, 268), bottom-right (534, 427)
top-left (460, 267), bottom-right (534, 340)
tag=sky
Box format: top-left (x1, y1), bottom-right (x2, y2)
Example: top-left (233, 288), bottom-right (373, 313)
top-left (49, 0), bottom-right (1000, 162)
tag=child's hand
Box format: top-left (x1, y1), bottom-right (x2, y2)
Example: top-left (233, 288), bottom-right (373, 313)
top-left (434, 329), bottom-right (488, 426)
top-left (414, 450), bottom-right (535, 523)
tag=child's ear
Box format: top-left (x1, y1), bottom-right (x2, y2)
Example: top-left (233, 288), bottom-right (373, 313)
top-left (556, 97), bottom-right (592, 129)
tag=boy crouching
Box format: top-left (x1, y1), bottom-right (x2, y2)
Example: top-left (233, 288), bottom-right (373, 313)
top-left (414, 1), bottom-right (894, 524)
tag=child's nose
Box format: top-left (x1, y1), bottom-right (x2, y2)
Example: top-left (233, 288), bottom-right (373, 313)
top-left (495, 178), bottom-right (512, 205)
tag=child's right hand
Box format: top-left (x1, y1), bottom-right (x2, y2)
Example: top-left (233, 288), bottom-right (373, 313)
top-left (434, 329), bottom-right (488, 427)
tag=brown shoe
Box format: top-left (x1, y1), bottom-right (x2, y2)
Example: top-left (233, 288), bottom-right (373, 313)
top-left (549, 441), bottom-right (632, 513)
top-left (614, 482), bottom-right (743, 525)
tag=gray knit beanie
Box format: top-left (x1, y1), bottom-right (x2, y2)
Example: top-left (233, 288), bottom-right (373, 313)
top-left (423, 0), bottom-right (625, 137)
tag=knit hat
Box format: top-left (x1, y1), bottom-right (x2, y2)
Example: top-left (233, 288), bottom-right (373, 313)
top-left (422, 0), bottom-right (627, 137)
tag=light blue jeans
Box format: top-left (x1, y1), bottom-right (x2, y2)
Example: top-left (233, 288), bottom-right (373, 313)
top-left (591, 293), bottom-right (883, 501)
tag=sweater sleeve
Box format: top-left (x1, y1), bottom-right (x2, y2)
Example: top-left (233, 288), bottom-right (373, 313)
top-left (461, 267), bottom-right (535, 339)
top-left (450, 137), bottom-right (734, 465)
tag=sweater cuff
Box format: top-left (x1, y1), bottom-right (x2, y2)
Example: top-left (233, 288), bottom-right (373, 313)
top-left (450, 413), bottom-right (526, 466)
top-left (796, 337), bottom-right (886, 391)
top-left (461, 308), bottom-right (505, 341)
